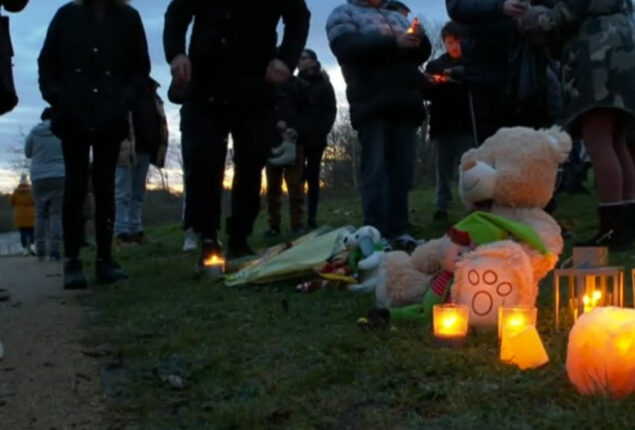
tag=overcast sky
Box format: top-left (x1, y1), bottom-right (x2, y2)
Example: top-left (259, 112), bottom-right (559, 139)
top-left (0, 0), bottom-right (448, 191)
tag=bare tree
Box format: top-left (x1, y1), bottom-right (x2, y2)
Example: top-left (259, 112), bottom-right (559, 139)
top-left (6, 128), bottom-right (30, 178)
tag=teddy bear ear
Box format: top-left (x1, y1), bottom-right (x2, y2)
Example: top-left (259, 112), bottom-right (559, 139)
top-left (544, 126), bottom-right (572, 163)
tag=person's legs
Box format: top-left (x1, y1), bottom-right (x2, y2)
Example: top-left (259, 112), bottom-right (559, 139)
top-left (434, 134), bottom-right (454, 215)
top-left (129, 153), bottom-right (151, 236)
top-left (266, 165), bottom-right (284, 232)
top-left (358, 121), bottom-right (389, 236)
top-left (304, 145), bottom-right (325, 227)
top-left (114, 165), bottom-right (132, 237)
top-left (48, 178), bottom-right (64, 258)
top-left (228, 103), bottom-right (276, 254)
top-left (19, 228), bottom-right (28, 249)
top-left (284, 146), bottom-right (305, 231)
top-left (32, 179), bottom-right (48, 256)
top-left (26, 228), bottom-right (34, 248)
top-left (180, 103), bottom-right (229, 242)
top-left (92, 138), bottom-right (123, 262)
top-left (385, 120), bottom-right (417, 238)
top-left (61, 139), bottom-right (91, 261)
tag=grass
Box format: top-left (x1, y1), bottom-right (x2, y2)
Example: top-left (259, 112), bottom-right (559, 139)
top-left (85, 189), bottom-right (635, 430)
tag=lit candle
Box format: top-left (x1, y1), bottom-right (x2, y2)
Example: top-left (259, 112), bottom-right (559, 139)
top-left (202, 254), bottom-right (225, 279)
top-left (582, 291), bottom-right (602, 313)
top-left (407, 17), bottom-right (420, 35)
top-left (433, 304), bottom-right (469, 347)
top-left (498, 306), bottom-right (537, 340)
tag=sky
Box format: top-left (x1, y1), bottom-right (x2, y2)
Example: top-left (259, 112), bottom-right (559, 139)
top-left (0, 0), bottom-right (449, 192)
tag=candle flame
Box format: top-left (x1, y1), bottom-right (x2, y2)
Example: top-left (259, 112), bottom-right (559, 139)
top-left (442, 315), bottom-right (457, 329)
top-left (407, 17), bottom-right (420, 35)
top-left (508, 315), bottom-right (526, 328)
top-left (203, 254), bottom-right (225, 267)
top-left (583, 291), bottom-right (602, 313)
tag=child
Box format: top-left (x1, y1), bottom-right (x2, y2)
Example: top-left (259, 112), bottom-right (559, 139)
top-left (423, 21), bottom-right (474, 221)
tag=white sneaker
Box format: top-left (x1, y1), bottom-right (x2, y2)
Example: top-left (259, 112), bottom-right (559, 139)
top-left (182, 229), bottom-right (198, 253)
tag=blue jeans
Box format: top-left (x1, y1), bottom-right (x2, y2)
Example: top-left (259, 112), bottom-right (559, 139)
top-left (434, 133), bottom-right (475, 211)
top-left (357, 120), bottom-right (418, 238)
top-left (115, 153), bottom-right (150, 235)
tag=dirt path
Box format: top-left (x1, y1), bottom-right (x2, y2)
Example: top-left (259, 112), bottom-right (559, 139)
top-left (0, 257), bottom-right (108, 429)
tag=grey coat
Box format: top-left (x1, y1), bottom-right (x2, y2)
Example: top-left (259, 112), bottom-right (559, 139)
top-left (25, 120), bottom-right (65, 181)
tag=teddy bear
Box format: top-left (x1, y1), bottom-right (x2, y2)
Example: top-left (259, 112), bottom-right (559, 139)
top-left (458, 126), bottom-right (572, 283)
top-left (370, 127), bottom-right (570, 328)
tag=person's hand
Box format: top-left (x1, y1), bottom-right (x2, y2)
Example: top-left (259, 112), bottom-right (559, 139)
top-left (170, 54), bottom-right (191, 85)
top-left (266, 59), bottom-right (291, 84)
top-left (396, 34), bottom-right (422, 50)
top-left (519, 6), bottom-right (551, 32)
top-left (503, 0), bottom-right (529, 18)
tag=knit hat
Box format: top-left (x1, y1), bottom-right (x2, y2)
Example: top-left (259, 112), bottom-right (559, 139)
top-left (449, 211), bottom-right (549, 255)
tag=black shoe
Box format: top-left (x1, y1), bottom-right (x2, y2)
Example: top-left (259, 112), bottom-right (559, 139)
top-left (116, 233), bottom-right (132, 247)
top-left (575, 205), bottom-right (632, 251)
top-left (197, 238), bottom-right (224, 272)
top-left (433, 210), bottom-right (448, 221)
top-left (130, 231), bottom-right (145, 245)
top-left (96, 259), bottom-right (129, 284)
top-left (263, 228), bottom-right (280, 238)
top-left (37, 249), bottom-right (46, 261)
top-left (227, 238), bottom-right (256, 260)
top-left (50, 251), bottom-right (61, 262)
top-left (64, 259), bottom-right (87, 290)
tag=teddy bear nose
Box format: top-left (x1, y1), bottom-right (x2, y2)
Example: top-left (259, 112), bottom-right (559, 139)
top-left (461, 160), bottom-right (477, 172)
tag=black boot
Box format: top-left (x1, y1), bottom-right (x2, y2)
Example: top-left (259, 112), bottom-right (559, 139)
top-left (64, 259), bottom-right (87, 290)
top-left (576, 205), bottom-right (631, 250)
top-left (96, 259), bottom-right (129, 284)
top-left (227, 237), bottom-right (255, 261)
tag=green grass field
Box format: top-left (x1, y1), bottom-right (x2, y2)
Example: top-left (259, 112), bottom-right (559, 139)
top-left (85, 189), bottom-right (635, 430)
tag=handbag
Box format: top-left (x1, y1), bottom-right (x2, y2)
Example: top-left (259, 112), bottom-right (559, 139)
top-left (0, 12), bottom-right (18, 115)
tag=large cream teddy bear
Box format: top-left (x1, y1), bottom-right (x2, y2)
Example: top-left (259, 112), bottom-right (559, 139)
top-left (373, 127), bottom-right (571, 327)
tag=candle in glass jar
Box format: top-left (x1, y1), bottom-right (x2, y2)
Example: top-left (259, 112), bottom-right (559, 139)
top-left (433, 304), bottom-right (469, 346)
top-left (498, 306), bottom-right (538, 340)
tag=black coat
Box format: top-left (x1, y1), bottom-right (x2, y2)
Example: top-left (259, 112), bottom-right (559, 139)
top-left (422, 54), bottom-right (472, 138)
top-left (446, 0), bottom-right (515, 85)
top-left (38, 2), bottom-right (150, 141)
top-left (0, 0), bottom-right (27, 12)
top-left (163, 0), bottom-right (310, 106)
top-left (292, 70), bottom-right (337, 149)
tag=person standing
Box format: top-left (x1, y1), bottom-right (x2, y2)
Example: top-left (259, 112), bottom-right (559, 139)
top-left (422, 22), bottom-right (474, 221)
top-left (521, 0), bottom-right (635, 249)
top-left (25, 107), bottom-right (65, 261)
top-left (163, 0), bottom-right (310, 267)
top-left (296, 50), bottom-right (337, 229)
top-left (10, 174), bottom-right (35, 256)
top-left (38, 0), bottom-right (151, 289)
top-left (327, 0), bottom-right (431, 249)
top-left (0, 0), bottom-right (28, 115)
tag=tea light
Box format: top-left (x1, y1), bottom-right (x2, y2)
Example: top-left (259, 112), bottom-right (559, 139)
top-left (433, 304), bottom-right (469, 347)
top-left (498, 306), bottom-right (537, 340)
top-left (202, 254), bottom-right (225, 279)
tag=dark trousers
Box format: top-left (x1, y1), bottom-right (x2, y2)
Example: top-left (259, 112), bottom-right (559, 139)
top-left (61, 137), bottom-right (121, 261)
top-left (32, 178), bottom-right (65, 255)
top-left (434, 133), bottom-right (475, 211)
top-left (19, 227), bottom-right (34, 248)
top-left (266, 146), bottom-right (305, 231)
top-left (357, 119), bottom-right (417, 238)
top-left (180, 101), bottom-right (275, 241)
top-left (303, 145), bottom-right (325, 224)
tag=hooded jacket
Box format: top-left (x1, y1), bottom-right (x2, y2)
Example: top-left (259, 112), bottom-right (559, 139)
top-left (163, 0), bottom-right (310, 106)
top-left (327, 0), bottom-right (431, 129)
top-left (0, 0), bottom-right (27, 12)
top-left (25, 120), bottom-right (65, 181)
top-left (38, 0), bottom-right (150, 141)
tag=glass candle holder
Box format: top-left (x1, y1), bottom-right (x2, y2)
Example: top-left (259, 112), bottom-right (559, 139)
top-left (498, 305), bottom-right (538, 340)
top-left (433, 304), bottom-right (469, 347)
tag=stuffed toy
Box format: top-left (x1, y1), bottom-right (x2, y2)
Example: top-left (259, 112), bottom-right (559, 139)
top-left (370, 212), bottom-right (545, 327)
top-left (459, 126), bottom-right (572, 283)
top-left (296, 226), bottom-right (384, 293)
top-left (268, 122), bottom-right (298, 167)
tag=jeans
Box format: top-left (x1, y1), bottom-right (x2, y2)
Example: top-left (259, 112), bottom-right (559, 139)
top-left (357, 120), bottom-right (418, 238)
top-left (434, 133), bottom-right (475, 211)
top-left (115, 153), bottom-right (150, 235)
top-left (303, 145), bottom-right (325, 224)
top-left (32, 178), bottom-right (65, 255)
top-left (61, 136), bottom-right (121, 261)
top-left (19, 227), bottom-right (34, 248)
top-left (266, 146), bottom-right (305, 231)
top-left (180, 101), bottom-right (275, 241)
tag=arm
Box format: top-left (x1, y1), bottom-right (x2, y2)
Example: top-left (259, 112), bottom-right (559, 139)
top-left (295, 80), bottom-right (337, 136)
top-left (163, 0), bottom-right (194, 64)
top-left (37, 9), bottom-right (63, 107)
top-left (446, 0), bottom-right (505, 23)
top-left (125, 10), bottom-right (151, 105)
top-left (278, 0), bottom-right (311, 72)
top-left (531, 0), bottom-right (588, 35)
top-left (24, 129), bottom-right (34, 158)
top-left (327, 6), bottom-right (400, 65)
top-left (2, 0), bottom-right (28, 13)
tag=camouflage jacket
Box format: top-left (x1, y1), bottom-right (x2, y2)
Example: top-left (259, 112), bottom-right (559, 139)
top-left (525, 0), bottom-right (635, 128)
